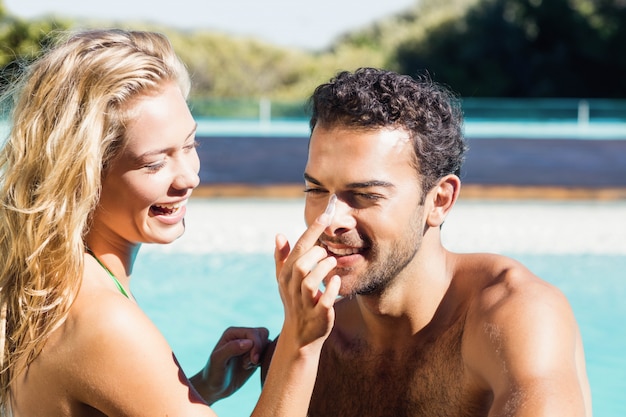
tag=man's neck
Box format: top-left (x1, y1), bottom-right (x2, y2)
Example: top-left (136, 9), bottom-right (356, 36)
top-left (352, 247), bottom-right (454, 351)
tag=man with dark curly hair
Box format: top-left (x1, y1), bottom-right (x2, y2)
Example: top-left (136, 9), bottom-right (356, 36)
top-left (264, 67), bottom-right (591, 416)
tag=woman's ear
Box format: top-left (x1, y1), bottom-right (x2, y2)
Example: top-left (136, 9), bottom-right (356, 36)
top-left (426, 175), bottom-right (461, 228)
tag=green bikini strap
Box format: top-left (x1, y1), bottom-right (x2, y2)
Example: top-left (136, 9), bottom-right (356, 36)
top-left (85, 247), bottom-right (130, 299)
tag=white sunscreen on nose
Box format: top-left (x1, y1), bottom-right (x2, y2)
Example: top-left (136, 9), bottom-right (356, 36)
top-left (324, 194), bottom-right (337, 223)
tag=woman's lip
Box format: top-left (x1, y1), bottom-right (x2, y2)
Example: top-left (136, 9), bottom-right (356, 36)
top-left (150, 204), bottom-right (187, 225)
top-left (153, 198), bottom-right (189, 210)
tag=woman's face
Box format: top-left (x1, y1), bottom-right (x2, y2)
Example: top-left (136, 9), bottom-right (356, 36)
top-left (93, 81), bottom-right (200, 247)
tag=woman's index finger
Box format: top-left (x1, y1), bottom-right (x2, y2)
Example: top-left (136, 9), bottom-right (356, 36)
top-left (291, 194), bottom-right (336, 257)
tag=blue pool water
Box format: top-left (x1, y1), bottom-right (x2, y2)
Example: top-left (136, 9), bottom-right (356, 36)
top-left (131, 250), bottom-right (625, 417)
top-left (194, 118), bottom-right (626, 140)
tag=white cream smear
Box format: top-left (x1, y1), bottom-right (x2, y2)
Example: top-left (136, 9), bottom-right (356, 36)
top-left (321, 194), bottom-right (364, 256)
top-left (324, 193), bottom-right (337, 222)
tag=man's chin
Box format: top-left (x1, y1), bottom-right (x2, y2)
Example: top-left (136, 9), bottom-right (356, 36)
top-left (332, 273), bottom-right (361, 298)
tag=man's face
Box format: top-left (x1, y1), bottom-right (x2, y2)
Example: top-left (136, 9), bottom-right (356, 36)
top-left (304, 124), bottom-right (426, 297)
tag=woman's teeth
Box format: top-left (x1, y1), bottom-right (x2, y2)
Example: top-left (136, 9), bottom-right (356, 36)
top-left (152, 201), bottom-right (184, 215)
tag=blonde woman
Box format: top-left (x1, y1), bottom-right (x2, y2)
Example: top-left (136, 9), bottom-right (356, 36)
top-left (0, 29), bottom-right (340, 416)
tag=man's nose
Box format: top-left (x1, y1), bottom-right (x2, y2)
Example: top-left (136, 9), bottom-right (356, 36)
top-left (324, 197), bottom-right (356, 236)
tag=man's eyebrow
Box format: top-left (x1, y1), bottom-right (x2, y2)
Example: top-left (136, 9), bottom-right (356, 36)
top-left (346, 180), bottom-right (395, 189)
top-left (303, 173), bottom-right (394, 189)
top-left (135, 123), bottom-right (198, 160)
top-left (303, 172), bottom-right (322, 185)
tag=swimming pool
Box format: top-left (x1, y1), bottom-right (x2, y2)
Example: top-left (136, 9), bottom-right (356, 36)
top-left (132, 198), bottom-right (626, 417)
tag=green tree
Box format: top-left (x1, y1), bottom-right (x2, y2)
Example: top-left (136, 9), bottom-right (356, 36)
top-left (0, 1), bottom-right (68, 88)
top-left (393, 0), bottom-right (626, 97)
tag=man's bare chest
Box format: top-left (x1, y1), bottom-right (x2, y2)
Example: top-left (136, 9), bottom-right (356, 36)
top-left (309, 320), bottom-right (490, 417)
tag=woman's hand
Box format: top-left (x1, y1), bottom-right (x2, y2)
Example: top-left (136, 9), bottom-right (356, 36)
top-left (191, 326), bottom-right (269, 404)
top-left (274, 209), bottom-right (341, 354)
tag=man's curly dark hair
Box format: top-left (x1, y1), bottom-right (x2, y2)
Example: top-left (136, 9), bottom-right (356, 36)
top-left (308, 67), bottom-right (467, 200)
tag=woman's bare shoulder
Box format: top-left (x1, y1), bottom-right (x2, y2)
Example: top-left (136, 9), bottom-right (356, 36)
top-left (44, 285), bottom-right (193, 414)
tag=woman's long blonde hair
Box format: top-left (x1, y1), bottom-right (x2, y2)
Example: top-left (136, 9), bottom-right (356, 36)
top-left (0, 28), bottom-right (190, 412)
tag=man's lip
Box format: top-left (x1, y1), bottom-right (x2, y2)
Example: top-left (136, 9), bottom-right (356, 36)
top-left (320, 241), bottom-right (365, 256)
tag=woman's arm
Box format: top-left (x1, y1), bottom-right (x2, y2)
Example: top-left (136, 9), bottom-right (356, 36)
top-left (71, 210), bottom-right (337, 417)
top-left (252, 210), bottom-right (340, 416)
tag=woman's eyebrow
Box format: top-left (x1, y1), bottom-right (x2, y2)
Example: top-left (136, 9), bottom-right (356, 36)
top-left (134, 123), bottom-right (198, 161)
top-left (186, 123), bottom-right (198, 140)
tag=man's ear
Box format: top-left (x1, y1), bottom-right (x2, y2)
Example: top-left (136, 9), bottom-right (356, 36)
top-left (425, 174), bottom-right (461, 228)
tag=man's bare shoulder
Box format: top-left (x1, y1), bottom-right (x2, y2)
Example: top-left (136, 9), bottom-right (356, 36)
top-left (457, 253), bottom-right (589, 414)
top-left (453, 252), bottom-right (573, 348)
top-left (454, 252), bottom-right (568, 318)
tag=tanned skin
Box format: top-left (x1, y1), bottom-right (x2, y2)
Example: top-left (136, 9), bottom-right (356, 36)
top-left (262, 125), bottom-right (591, 417)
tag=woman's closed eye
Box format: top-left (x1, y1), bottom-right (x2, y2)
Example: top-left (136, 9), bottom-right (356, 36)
top-left (183, 140), bottom-right (200, 152)
top-left (144, 160), bottom-right (166, 172)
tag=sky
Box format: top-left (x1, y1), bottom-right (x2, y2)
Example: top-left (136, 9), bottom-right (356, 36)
top-left (4, 0), bottom-right (416, 50)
